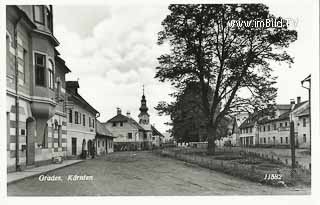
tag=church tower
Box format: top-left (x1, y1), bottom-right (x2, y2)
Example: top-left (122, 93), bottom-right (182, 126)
top-left (138, 85), bottom-right (150, 125)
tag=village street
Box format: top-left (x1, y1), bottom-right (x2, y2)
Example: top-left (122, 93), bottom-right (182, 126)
top-left (8, 151), bottom-right (310, 196)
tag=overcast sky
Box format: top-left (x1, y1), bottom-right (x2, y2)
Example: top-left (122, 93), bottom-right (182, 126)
top-left (53, 2), bottom-right (316, 133)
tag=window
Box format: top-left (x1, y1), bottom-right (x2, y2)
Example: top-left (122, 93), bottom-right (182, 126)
top-left (46, 7), bottom-right (53, 31)
top-left (89, 117), bottom-right (91, 127)
top-left (263, 138), bottom-right (266, 143)
top-left (303, 118), bottom-right (306, 127)
top-left (280, 123), bottom-right (283, 127)
top-left (75, 111), bottom-right (79, 124)
top-left (263, 126), bottom-right (265, 132)
top-left (48, 60), bottom-right (54, 89)
top-left (35, 53), bottom-right (45, 86)
top-left (120, 122), bottom-right (123, 127)
top-left (280, 137), bottom-right (283, 144)
top-left (92, 119), bottom-right (95, 128)
top-left (152, 137), bottom-right (155, 140)
top-left (249, 127), bottom-right (252, 133)
top-left (273, 124), bottom-right (276, 130)
top-left (128, 133), bottom-right (132, 139)
top-left (285, 122), bottom-right (288, 127)
top-left (303, 134), bottom-right (306, 143)
top-left (33, 5), bottom-right (44, 24)
top-left (83, 114), bottom-right (85, 126)
top-left (143, 133), bottom-right (147, 139)
top-left (286, 137), bottom-right (288, 144)
top-left (268, 125), bottom-right (270, 131)
top-left (102, 141), bottom-right (105, 147)
top-left (98, 141), bottom-right (100, 148)
top-left (79, 112), bottom-right (81, 124)
top-left (112, 122), bottom-right (116, 127)
top-left (69, 109), bottom-right (73, 123)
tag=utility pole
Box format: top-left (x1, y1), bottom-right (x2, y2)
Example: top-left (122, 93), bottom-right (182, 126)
top-left (289, 121), bottom-right (296, 169)
top-left (14, 17), bottom-right (21, 171)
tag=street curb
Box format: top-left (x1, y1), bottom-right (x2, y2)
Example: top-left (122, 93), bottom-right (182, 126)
top-left (7, 160), bottom-right (84, 185)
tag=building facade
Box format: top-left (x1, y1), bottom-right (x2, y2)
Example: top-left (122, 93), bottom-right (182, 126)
top-left (6, 5), bottom-right (70, 172)
top-left (237, 97), bottom-right (311, 148)
top-left (96, 120), bottom-right (115, 155)
top-left (65, 81), bottom-right (99, 158)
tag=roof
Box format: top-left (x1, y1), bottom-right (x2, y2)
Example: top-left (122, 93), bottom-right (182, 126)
top-left (107, 114), bottom-right (129, 123)
top-left (66, 81), bottom-right (79, 89)
top-left (55, 55), bottom-right (71, 73)
top-left (295, 104), bottom-right (310, 117)
top-left (239, 112), bottom-right (261, 129)
top-left (276, 104), bottom-right (291, 110)
top-left (106, 114), bottom-right (145, 131)
top-left (96, 120), bottom-right (114, 137)
top-left (292, 101), bottom-right (308, 111)
top-left (151, 125), bottom-right (165, 138)
top-left (66, 81), bottom-right (99, 115)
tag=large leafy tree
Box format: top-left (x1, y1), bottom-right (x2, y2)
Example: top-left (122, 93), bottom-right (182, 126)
top-left (156, 82), bottom-right (209, 143)
top-left (155, 4), bottom-right (297, 154)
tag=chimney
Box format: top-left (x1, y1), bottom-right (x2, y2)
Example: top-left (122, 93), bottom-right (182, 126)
top-left (290, 99), bottom-right (295, 105)
top-left (117, 108), bottom-right (121, 115)
top-left (297, 96), bottom-right (301, 104)
top-left (126, 111), bottom-right (131, 118)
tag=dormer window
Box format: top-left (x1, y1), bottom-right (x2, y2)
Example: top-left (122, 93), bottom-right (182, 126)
top-left (33, 5), bottom-right (45, 25)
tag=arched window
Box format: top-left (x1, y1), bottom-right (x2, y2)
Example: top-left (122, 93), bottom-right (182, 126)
top-left (48, 60), bottom-right (54, 89)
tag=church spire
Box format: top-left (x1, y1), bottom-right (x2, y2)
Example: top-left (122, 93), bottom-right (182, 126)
top-left (138, 85), bottom-right (149, 124)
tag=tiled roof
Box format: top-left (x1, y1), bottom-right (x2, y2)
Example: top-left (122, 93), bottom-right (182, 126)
top-left (239, 112), bottom-right (260, 129)
top-left (66, 81), bottom-right (79, 88)
top-left (276, 104), bottom-right (291, 110)
top-left (292, 101), bottom-right (308, 111)
top-left (295, 105), bottom-right (310, 117)
top-left (107, 114), bottom-right (129, 123)
top-left (96, 120), bottom-right (114, 137)
top-left (106, 114), bottom-right (145, 131)
top-left (151, 125), bottom-right (164, 137)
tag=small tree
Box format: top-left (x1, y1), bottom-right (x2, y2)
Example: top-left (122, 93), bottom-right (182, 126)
top-left (155, 4), bottom-right (297, 154)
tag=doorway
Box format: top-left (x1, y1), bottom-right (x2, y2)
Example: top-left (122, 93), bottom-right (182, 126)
top-left (72, 138), bottom-right (77, 156)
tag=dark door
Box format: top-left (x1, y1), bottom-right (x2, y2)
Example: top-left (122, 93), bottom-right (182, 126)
top-left (72, 138), bottom-right (77, 155)
top-left (26, 118), bottom-right (35, 165)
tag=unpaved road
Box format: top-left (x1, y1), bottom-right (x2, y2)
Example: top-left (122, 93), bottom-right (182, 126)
top-left (8, 151), bottom-right (310, 196)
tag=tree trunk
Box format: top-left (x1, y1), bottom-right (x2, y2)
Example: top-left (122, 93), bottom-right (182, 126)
top-left (207, 125), bottom-right (216, 155)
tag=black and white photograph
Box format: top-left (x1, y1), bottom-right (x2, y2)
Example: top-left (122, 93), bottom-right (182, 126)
top-left (2, 0), bottom-right (319, 201)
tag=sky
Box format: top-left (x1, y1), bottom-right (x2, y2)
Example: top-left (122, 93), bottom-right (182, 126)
top-left (53, 2), bottom-right (316, 133)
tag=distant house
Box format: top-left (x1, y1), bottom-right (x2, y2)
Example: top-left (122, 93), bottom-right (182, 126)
top-left (96, 120), bottom-right (115, 155)
top-left (104, 108), bottom-right (152, 151)
top-left (104, 88), bottom-right (163, 151)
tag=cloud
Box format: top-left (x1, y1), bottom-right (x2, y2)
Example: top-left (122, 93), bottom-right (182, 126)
top-left (54, 4), bottom-right (173, 132)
